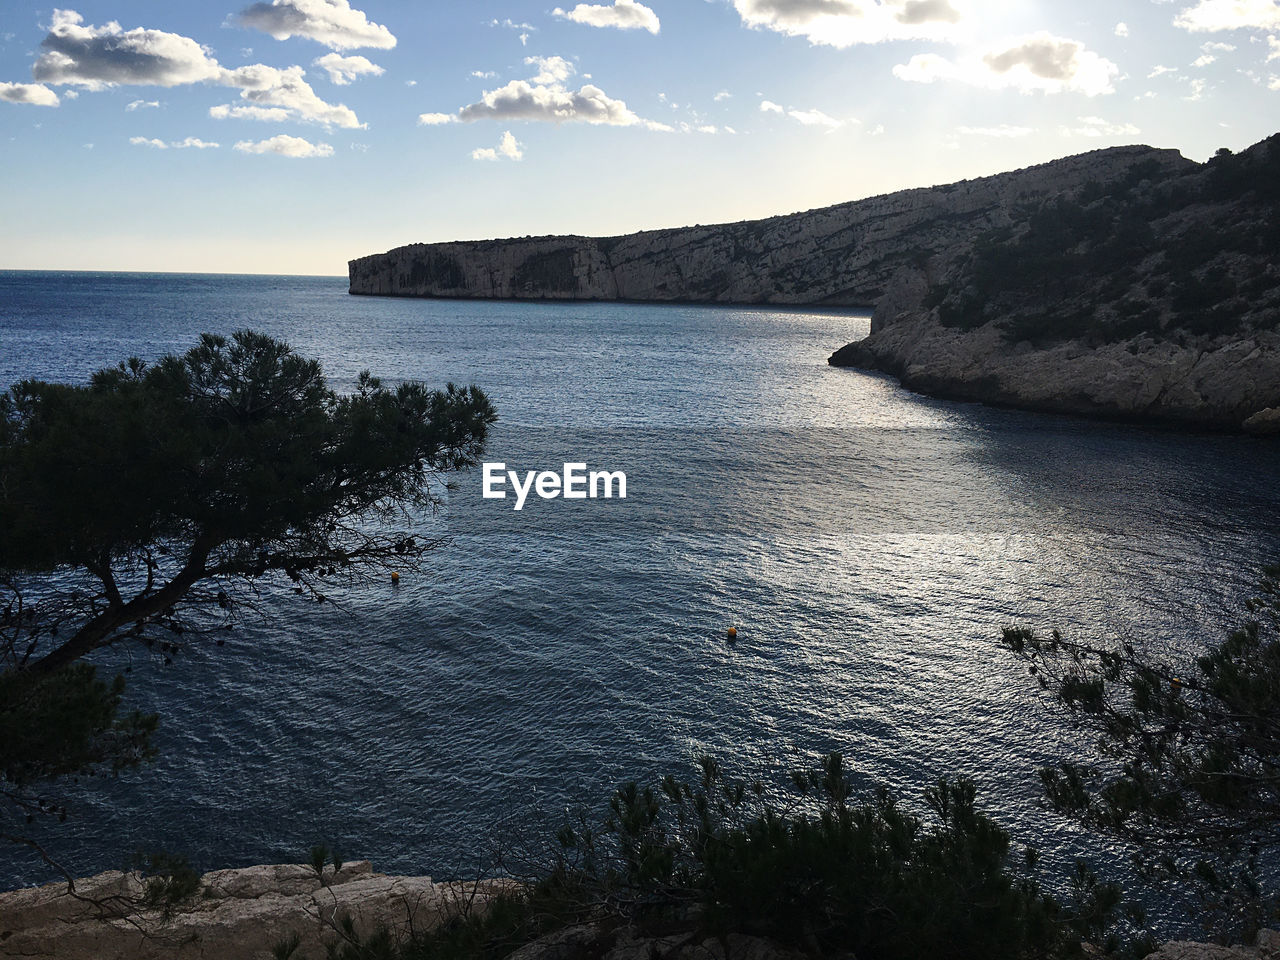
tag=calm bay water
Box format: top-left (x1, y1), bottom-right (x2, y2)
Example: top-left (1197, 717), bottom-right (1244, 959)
top-left (3, 270), bottom-right (1280, 900)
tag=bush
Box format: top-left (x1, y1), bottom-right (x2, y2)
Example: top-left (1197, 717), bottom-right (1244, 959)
top-left (1002, 564), bottom-right (1280, 941)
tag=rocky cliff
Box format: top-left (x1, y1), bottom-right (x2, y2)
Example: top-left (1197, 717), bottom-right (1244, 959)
top-left (348, 146), bottom-right (1191, 306)
top-left (829, 133), bottom-right (1280, 431)
top-left (351, 134), bottom-right (1280, 430)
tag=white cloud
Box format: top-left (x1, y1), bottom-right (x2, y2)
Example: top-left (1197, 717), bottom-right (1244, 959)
top-left (1115, 22), bottom-right (1130, 37)
top-left (1269, 35), bottom-right (1280, 59)
top-left (130, 135), bottom-right (219, 148)
top-left (1174, 0), bottom-right (1280, 32)
top-left (734, 0), bottom-right (965, 48)
top-left (432, 56), bottom-right (648, 127)
top-left (233, 133), bottom-right (334, 157)
top-left (957, 123), bottom-right (1034, 137)
top-left (1270, 74), bottom-right (1280, 88)
top-left (526, 55), bottom-right (576, 85)
top-left (488, 18), bottom-right (536, 45)
top-left (313, 52), bottom-right (383, 84)
top-left (1148, 64), bottom-right (1178, 76)
top-left (211, 103), bottom-right (290, 121)
top-left (33, 11), bottom-right (362, 127)
top-left (1202, 40), bottom-right (1237, 50)
top-left (788, 107), bottom-right (844, 127)
top-left (893, 32), bottom-right (1119, 96)
top-left (759, 97), bottom-right (849, 127)
top-left (214, 64), bottom-right (362, 128)
top-left (126, 98), bottom-right (159, 110)
top-left (1062, 116), bottom-right (1140, 136)
top-left (237, 0), bottom-right (396, 50)
top-left (471, 70), bottom-right (497, 79)
top-left (472, 129), bottom-right (524, 160)
top-left (552, 0), bottom-right (661, 34)
top-left (714, 90), bottom-right (732, 101)
top-left (0, 81), bottom-right (60, 106)
top-left (33, 10), bottom-right (224, 88)
top-left (458, 80), bottom-right (639, 124)
top-left (1192, 53), bottom-right (1217, 65)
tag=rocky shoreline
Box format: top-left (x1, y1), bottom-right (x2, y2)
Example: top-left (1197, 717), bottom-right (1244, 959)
top-left (2, 863), bottom-right (1278, 960)
top-left (829, 321), bottom-right (1280, 434)
top-left (0, 861), bottom-right (514, 960)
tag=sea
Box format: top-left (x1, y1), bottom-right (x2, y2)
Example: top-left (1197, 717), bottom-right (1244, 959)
top-left (3, 270), bottom-right (1280, 916)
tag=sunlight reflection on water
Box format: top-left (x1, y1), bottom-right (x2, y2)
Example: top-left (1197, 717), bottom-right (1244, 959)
top-left (3, 272), bottom-right (1280, 928)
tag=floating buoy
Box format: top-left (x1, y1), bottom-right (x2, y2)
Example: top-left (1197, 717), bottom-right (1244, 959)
top-left (726, 626), bottom-right (737, 641)
top-left (390, 571), bottom-right (401, 585)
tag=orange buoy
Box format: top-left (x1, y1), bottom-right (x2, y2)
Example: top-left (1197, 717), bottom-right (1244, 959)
top-left (726, 627), bottom-right (737, 641)
top-left (390, 571), bottom-right (401, 585)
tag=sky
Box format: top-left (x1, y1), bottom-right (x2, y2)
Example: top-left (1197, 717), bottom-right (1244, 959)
top-left (1, 0), bottom-right (1278, 276)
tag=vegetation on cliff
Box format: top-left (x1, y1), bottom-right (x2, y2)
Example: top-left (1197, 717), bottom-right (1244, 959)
top-left (929, 135), bottom-right (1280, 346)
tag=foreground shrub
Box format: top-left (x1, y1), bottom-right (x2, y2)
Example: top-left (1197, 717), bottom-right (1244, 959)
top-left (341, 755), bottom-right (1131, 960)
top-left (1003, 564), bottom-right (1280, 941)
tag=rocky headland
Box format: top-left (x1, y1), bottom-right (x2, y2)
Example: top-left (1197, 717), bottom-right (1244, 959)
top-left (831, 133), bottom-right (1280, 431)
top-left (350, 133), bottom-right (1280, 431)
top-left (349, 144), bottom-right (1189, 307)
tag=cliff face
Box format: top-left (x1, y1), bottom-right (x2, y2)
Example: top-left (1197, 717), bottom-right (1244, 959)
top-left (830, 133), bottom-right (1280, 431)
top-left (348, 146), bottom-right (1191, 306)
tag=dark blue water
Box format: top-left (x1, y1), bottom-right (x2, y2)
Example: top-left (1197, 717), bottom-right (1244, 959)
top-left (3, 270), bottom-right (1280, 905)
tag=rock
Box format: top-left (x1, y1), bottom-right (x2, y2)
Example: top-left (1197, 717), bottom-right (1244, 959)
top-left (1145, 931), bottom-right (1280, 960)
top-left (0, 862), bottom-right (516, 960)
top-left (1243, 406), bottom-right (1280, 435)
top-left (1258, 929), bottom-right (1280, 955)
top-left (506, 923), bottom-right (613, 960)
top-left (508, 924), bottom-right (809, 960)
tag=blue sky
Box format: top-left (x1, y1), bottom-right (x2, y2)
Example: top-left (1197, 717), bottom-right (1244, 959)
top-left (1, 0), bottom-right (1278, 275)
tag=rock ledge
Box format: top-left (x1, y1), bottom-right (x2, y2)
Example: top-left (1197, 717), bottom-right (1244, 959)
top-left (0, 862), bottom-right (514, 960)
